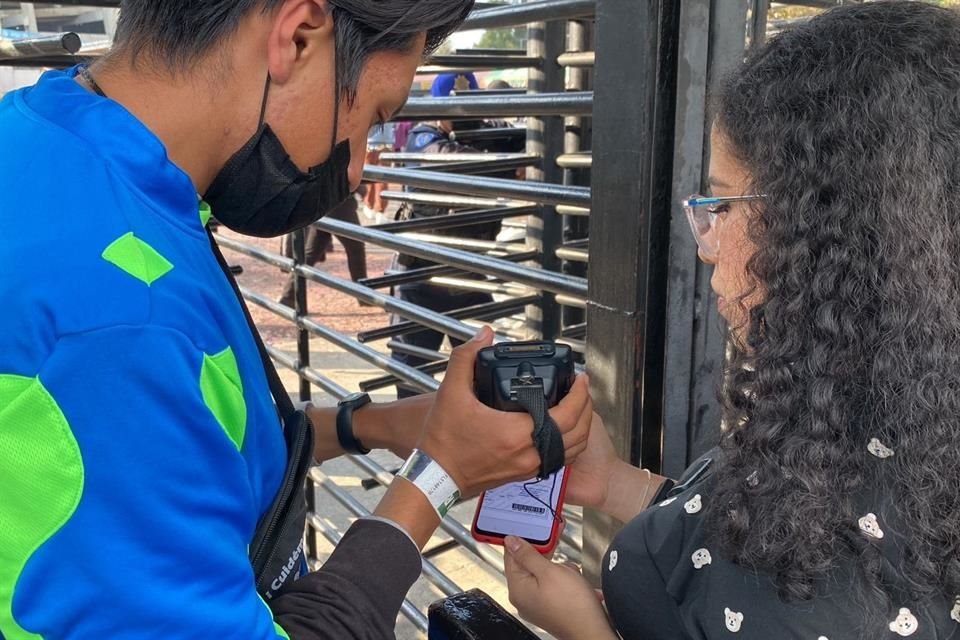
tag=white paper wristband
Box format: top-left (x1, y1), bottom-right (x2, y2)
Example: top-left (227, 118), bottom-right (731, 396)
top-left (397, 449), bottom-right (461, 519)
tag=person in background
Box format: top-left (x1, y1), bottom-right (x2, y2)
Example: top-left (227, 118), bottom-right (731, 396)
top-left (388, 72), bottom-right (519, 398)
top-left (360, 120), bottom-right (395, 221)
top-left (394, 119), bottom-right (414, 152)
top-left (504, 3), bottom-right (960, 639)
top-left (279, 191), bottom-right (368, 308)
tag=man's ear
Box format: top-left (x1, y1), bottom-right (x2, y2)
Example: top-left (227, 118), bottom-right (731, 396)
top-left (266, 0), bottom-right (333, 85)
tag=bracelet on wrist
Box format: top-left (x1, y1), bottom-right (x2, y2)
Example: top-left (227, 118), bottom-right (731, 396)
top-left (397, 449), bottom-right (461, 519)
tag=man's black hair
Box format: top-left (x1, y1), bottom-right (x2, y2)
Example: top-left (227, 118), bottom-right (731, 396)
top-left (114, 0), bottom-right (474, 101)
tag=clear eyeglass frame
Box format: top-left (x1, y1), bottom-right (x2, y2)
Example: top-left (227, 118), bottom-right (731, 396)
top-left (681, 194), bottom-right (765, 259)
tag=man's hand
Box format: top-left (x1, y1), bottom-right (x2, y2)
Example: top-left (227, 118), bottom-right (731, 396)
top-left (504, 536), bottom-right (618, 640)
top-left (417, 326), bottom-right (592, 497)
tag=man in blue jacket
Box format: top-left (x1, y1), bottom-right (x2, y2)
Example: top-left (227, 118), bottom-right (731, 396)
top-left (0, 1), bottom-right (593, 638)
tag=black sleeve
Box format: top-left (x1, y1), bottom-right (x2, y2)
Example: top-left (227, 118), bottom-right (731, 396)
top-left (601, 501), bottom-right (690, 640)
top-left (269, 518), bottom-right (422, 640)
top-left (600, 455), bottom-right (719, 640)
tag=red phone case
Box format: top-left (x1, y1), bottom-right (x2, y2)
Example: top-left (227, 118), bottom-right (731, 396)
top-left (470, 469), bottom-right (570, 555)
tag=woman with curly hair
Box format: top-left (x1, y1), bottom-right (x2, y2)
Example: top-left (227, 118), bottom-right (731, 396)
top-left (504, 2), bottom-right (960, 638)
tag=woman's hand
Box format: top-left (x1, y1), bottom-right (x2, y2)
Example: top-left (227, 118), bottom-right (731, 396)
top-left (563, 412), bottom-right (620, 510)
top-left (504, 536), bottom-right (618, 640)
top-left (564, 412), bottom-right (668, 522)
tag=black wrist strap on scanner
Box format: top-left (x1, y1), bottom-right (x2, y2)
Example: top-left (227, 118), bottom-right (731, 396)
top-left (509, 362), bottom-right (565, 480)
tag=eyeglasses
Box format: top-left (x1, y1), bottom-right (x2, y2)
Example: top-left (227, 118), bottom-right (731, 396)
top-left (682, 194), bottom-right (765, 259)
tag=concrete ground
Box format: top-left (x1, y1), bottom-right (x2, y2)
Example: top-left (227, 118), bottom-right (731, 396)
top-left (220, 222), bottom-right (580, 639)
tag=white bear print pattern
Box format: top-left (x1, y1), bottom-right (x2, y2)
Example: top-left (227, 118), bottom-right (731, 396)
top-left (684, 494), bottom-right (702, 514)
top-left (868, 437), bottom-right (895, 459)
top-left (951, 598), bottom-right (960, 623)
top-left (724, 608), bottom-right (744, 633)
top-left (889, 608), bottom-right (919, 637)
top-left (608, 550), bottom-right (618, 572)
top-left (691, 548), bottom-right (712, 569)
top-left (858, 512), bottom-right (884, 539)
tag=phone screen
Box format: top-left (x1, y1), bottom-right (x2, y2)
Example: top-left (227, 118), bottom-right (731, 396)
top-left (475, 467), bottom-right (566, 544)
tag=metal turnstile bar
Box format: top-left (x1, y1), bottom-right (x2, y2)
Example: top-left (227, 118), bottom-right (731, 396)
top-left (556, 246), bottom-right (589, 263)
top-left (556, 204), bottom-right (590, 217)
top-left (234, 283), bottom-right (440, 392)
top-left (360, 361), bottom-right (449, 394)
top-left (364, 165), bottom-right (591, 208)
top-left (357, 296), bottom-right (539, 343)
top-left (313, 219), bottom-right (590, 299)
top-left (427, 277), bottom-right (533, 298)
top-left (399, 233), bottom-right (532, 255)
top-left (463, 0), bottom-right (595, 30)
top-left (408, 156), bottom-right (537, 176)
top-left (372, 206), bottom-right (538, 233)
top-left (381, 152), bottom-right (531, 164)
top-left (386, 341), bottom-right (446, 363)
top-left (555, 294), bottom-right (587, 310)
top-left (557, 51), bottom-right (596, 67)
top-left (359, 264), bottom-right (472, 291)
top-left (0, 32), bottom-right (80, 60)
top-left (357, 254), bottom-right (539, 291)
top-left (556, 152), bottom-right (593, 169)
top-left (398, 92), bottom-right (593, 120)
top-left (380, 191), bottom-right (531, 210)
top-left (419, 54), bottom-right (543, 72)
top-left (216, 234), bottom-right (486, 344)
top-left (265, 344), bottom-right (351, 399)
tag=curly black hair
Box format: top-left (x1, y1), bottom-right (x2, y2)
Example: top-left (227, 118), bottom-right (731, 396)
top-left (705, 0), bottom-right (960, 629)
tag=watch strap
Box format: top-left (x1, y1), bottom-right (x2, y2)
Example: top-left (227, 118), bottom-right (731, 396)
top-left (336, 394), bottom-right (371, 455)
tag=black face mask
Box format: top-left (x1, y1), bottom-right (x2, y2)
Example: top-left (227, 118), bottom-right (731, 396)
top-left (204, 76), bottom-right (351, 238)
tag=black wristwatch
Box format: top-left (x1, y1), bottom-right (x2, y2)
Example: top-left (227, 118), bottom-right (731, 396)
top-left (336, 392), bottom-right (372, 455)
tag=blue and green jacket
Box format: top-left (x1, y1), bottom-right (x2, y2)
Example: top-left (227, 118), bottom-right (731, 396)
top-left (0, 67), bottom-right (420, 640)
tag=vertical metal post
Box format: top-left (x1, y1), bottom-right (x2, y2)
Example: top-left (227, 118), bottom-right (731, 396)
top-left (19, 3), bottom-right (38, 33)
top-left (748, 0), bottom-right (770, 49)
top-left (525, 20), bottom-right (566, 341)
top-left (661, 0), bottom-right (712, 480)
top-left (101, 7), bottom-right (120, 39)
top-left (561, 20), bottom-right (590, 333)
top-left (686, 0), bottom-right (750, 458)
top-left (583, 0), bottom-right (682, 580)
top-left (661, 0), bottom-right (747, 479)
top-left (292, 229), bottom-right (312, 402)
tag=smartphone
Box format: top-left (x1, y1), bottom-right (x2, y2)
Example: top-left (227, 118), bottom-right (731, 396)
top-left (471, 341), bottom-right (575, 554)
top-left (471, 468), bottom-right (569, 554)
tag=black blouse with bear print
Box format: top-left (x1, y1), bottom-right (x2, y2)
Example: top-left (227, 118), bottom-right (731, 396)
top-left (601, 447), bottom-right (959, 640)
